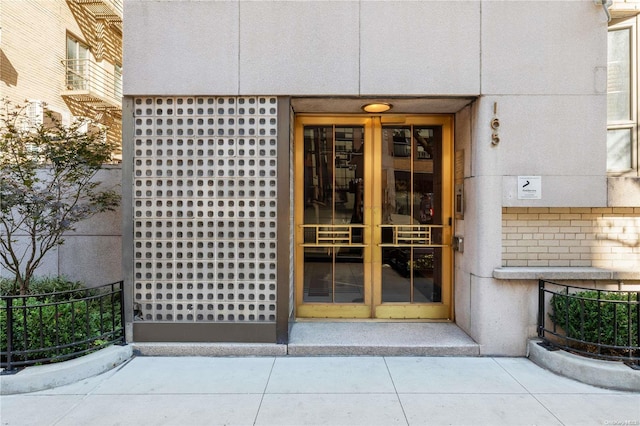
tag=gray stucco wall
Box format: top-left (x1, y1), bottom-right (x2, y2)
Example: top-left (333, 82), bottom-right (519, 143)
top-left (0, 167), bottom-right (122, 287)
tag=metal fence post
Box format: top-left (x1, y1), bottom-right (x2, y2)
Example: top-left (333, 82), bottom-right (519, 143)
top-left (118, 281), bottom-right (126, 345)
top-left (636, 292), bottom-right (640, 367)
top-left (4, 297), bottom-right (15, 374)
top-left (537, 280), bottom-right (544, 338)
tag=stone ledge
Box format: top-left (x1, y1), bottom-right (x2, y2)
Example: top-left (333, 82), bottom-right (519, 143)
top-left (493, 267), bottom-right (640, 281)
top-left (528, 339), bottom-right (640, 392)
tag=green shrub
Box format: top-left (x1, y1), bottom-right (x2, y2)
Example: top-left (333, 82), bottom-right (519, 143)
top-left (1, 277), bottom-right (122, 365)
top-left (550, 290), bottom-right (639, 354)
top-left (0, 276), bottom-right (85, 296)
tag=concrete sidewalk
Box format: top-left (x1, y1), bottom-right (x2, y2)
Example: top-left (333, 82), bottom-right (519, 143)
top-left (1, 356), bottom-right (639, 426)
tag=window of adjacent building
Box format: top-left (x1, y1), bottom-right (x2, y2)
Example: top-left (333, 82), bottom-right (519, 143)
top-left (66, 34), bottom-right (89, 90)
top-left (607, 17), bottom-right (638, 174)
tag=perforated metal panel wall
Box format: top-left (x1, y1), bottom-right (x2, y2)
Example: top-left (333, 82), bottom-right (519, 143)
top-left (132, 96), bottom-right (278, 322)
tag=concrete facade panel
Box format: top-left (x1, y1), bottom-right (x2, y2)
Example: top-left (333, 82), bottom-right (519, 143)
top-left (503, 175), bottom-right (607, 207)
top-left (469, 275), bottom-right (538, 356)
top-left (481, 1), bottom-right (607, 95)
top-left (59, 236), bottom-right (122, 286)
top-left (469, 96), bottom-right (502, 177)
top-left (68, 168), bottom-right (123, 236)
top-left (471, 95), bottom-right (606, 177)
top-left (453, 104), bottom-right (473, 266)
top-left (0, 246), bottom-right (59, 281)
top-left (123, 1), bottom-right (239, 95)
top-left (463, 175), bottom-right (504, 278)
top-left (238, 2), bottom-right (360, 95)
top-left (360, 1), bottom-right (480, 95)
top-left (496, 95), bottom-right (606, 176)
top-left (470, 93), bottom-right (608, 207)
top-left (454, 270), bottom-right (472, 336)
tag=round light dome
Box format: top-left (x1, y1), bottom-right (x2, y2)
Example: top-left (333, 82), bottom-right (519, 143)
top-left (362, 103), bottom-right (392, 113)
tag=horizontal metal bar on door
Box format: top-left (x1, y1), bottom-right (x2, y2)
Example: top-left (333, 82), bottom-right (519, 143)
top-left (300, 244), bottom-right (368, 248)
top-left (300, 224), bottom-right (366, 247)
top-left (379, 224), bottom-right (448, 246)
top-left (378, 244), bottom-right (449, 247)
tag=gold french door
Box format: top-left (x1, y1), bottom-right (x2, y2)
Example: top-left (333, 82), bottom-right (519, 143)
top-left (295, 115), bottom-right (453, 319)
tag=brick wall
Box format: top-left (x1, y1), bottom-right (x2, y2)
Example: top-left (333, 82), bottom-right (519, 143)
top-left (502, 208), bottom-right (640, 270)
top-left (2, 1), bottom-right (82, 116)
top-left (2, 1), bottom-right (122, 153)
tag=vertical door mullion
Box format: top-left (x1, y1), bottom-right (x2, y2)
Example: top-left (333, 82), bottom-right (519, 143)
top-left (370, 117), bottom-right (382, 314)
top-left (409, 125), bottom-right (415, 303)
top-left (331, 125), bottom-right (336, 303)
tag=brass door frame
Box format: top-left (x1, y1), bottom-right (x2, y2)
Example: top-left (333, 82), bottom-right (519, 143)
top-left (295, 116), bottom-right (373, 318)
top-left (294, 114), bottom-right (454, 319)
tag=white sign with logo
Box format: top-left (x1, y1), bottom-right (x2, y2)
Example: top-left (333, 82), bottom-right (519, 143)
top-left (517, 176), bottom-right (541, 199)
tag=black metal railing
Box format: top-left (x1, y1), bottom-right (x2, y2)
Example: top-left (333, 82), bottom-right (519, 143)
top-left (538, 279), bottom-right (639, 367)
top-left (1, 281), bottom-right (125, 373)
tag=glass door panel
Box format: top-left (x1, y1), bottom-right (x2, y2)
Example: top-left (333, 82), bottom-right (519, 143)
top-left (302, 125), bottom-right (365, 304)
top-left (380, 126), bottom-right (442, 304)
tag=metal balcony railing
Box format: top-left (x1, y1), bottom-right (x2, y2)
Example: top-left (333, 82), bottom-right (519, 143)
top-left (74, 0), bottom-right (123, 20)
top-left (62, 59), bottom-right (122, 111)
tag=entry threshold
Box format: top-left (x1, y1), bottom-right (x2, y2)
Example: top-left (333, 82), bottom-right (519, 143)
top-left (288, 321), bottom-right (480, 356)
top-left (131, 323), bottom-right (480, 357)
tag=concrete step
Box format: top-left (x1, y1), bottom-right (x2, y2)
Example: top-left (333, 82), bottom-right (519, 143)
top-left (130, 322), bottom-right (480, 357)
top-left (288, 321), bottom-right (480, 356)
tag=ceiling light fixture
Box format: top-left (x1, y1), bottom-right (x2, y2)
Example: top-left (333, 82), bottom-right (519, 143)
top-left (362, 102), bottom-right (392, 113)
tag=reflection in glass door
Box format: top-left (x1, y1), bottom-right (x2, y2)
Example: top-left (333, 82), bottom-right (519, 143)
top-left (295, 115), bottom-right (452, 319)
top-left (303, 125), bottom-right (365, 303)
top-left (376, 124), bottom-right (451, 319)
top-left (297, 118), bottom-right (372, 318)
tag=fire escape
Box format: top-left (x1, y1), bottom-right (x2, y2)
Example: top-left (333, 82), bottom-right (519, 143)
top-left (61, 0), bottom-right (122, 130)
